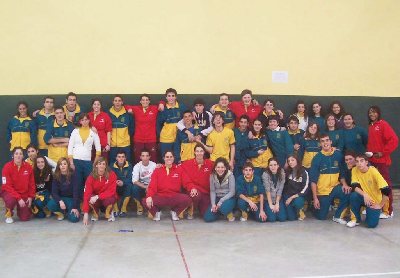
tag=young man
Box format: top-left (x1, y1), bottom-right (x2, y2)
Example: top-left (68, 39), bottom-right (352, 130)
top-left (198, 112), bottom-right (235, 170)
top-left (125, 94), bottom-right (159, 163)
top-left (287, 115), bottom-right (304, 159)
top-left (265, 115), bottom-right (294, 168)
top-left (213, 93), bottom-right (236, 129)
top-left (63, 92), bottom-right (83, 126)
top-left (236, 162), bottom-right (268, 222)
top-left (1, 147), bottom-right (35, 223)
top-left (132, 149), bottom-right (157, 215)
top-left (347, 154), bottom-right (390, 228)
top-left (233, 115), bottom-right (250, 177)
top-left (157, 88), bottom-right (187, 161)
top-left (108, 95), bottom-right (134, 165)
top-left (182, 144), bottom-right (213, 219)
top-left (111, 151), bottom-right (137, 217)
top-left (310, 134), bottom-right (351, 224)
top-left (34, 96), bottom-right (55, 156)
top-left (175, 110), bottom-right (202, 163)
top-left (44, 106), bottom-right (74, 163)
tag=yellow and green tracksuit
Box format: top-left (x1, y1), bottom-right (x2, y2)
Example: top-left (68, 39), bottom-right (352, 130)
top-left (35, 109), bottom-right (55, 151)
top-left (175, 125), bottom-right (202, 162)
top-left (63, 104), bottom-right (83, 126)
top-left (44, 120), bottom-right (74, 162)
top-left (214, 106), bottom-right (235, 129)
top-left (7, 116), bottom-right (37, 151)
top-left (108, 106), bottom-right (134, 148)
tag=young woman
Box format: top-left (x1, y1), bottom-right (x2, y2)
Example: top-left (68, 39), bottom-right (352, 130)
top-left (329, 101), bottom-right (346, 129)
top-left (47, 158), bottom-right (80, 222)
top-left (31, 155), bottom-right (53, 218)
top-left (83, 157), bottom-right (118, 225)
top-left (25, 144), bottom-right (56, 170)
top-left (1, 147), bottom-right (35, 223)
top-left (309, 101), bottom-right (325, 130)
top-left (68, 113), bottom-right (101, 201)
top-left (204, 157), bottom-right (236, 222)
top-left (144, 151), bottom-right (192, 221)
top-left (366, 106), bottom-right (398, 217)
top-left (291, 100), bottom-right (308, 131)
top-left (7, 101), bottom-right (37, 156)
top-left (88, 99), bottom-right (112, 160)
top-left (342, 113), bottom-right (368, 155)
top-left (283, 156), bottom-right (309, 221)
top-left (258, 99), bottom-right (285, 128)
top-left (262, 158), bottom-right (287, 222)
top-left (299, 123), bottom-right (321, 170)
top-left (236, 162), bottom-right (267, 222)
top-left (325, 113), bottom-right (344, 151)
top-left (246, 118), bottom-right (273, 177)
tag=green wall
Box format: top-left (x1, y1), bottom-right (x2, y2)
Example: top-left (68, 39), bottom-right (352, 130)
top-left (2, 94), bottom-right (399, 186)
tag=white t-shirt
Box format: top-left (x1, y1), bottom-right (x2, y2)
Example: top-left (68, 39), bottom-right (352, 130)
top-left (132, 161), bottom-right (157, 187)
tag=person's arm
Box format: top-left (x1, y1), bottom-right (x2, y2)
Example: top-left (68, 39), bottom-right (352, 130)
top-left (217, 174), bottom-right (235, 205)
top-left (1, 165), bottom-right (21, 200)
top-left (284, 131), bottom-right (294, 157)
top-left (98, 172), bottom-right (117, 200)
top-left (146, 168), bottom-right (159, 198)
top-left (128, 113), bottom-right (134, 137)
top-left (298, 170), bottom-right (309, 197)
top-left (200, 111), bottom-right (214, 137)
top-left (182, 164), bottom-right (196, 192)
top-left (28, 168), bottom-right (36, 199)
top-left (311, 182), bottom-right (320, 209)
top-left (132, 164), bottom-right (146, 189)
top-left (229, 144), bottom-right (235, 169)
top-left (156, 112), bottom-right (164, 139)
top-left (6, 120), bottom-right (12, 144)
top-left (259, 193), bottom-right (267, 221)
top-left (51, 179), bottom-right (61, 204)
top-left (93, 132), bottom-right (101, 161)
top-left (209, 176), bottom-right (217, 207)
top-left (382, 121), bottom-right (399, 155)
top-left (29, 120), bottom-right (38, 146)
top-left (198, 137), bottom-right (213, 154)
top-left (67, 130), bottom-right (76, 165)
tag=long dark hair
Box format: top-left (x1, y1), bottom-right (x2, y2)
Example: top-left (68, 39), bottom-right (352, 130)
top-left (250, 118), bottom-right (265, 136)
top-left (293, 100), bottom-right (308, 121)
top-left (325, 113), bottom-right (339, 130)
top-left (286, 155), bottom-right (304, 180)
top-left (304, 123), bottom-right (321, 140)
top-left (329, 101), bottom-right (345, 119)
top-left (368, 105), bottom-right (381, 124)
top-left (310, 101), bottom-right (324, 117)
top-left (212, 157), bottom-right (229, 181)
top-left (33, 155), bottom-right (52, 184)
top-left (54, 157), bottom-right (73, 183)
top-left (265, 157), bottom-right (284, 181)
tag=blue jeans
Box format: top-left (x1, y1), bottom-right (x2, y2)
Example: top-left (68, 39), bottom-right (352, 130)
top-left (204, 197), bottom-right (236, 222)
top-left (350, 192), bottom-right (380, 228)
top-left (284, 195), bottom-right (305, 221)
top-left (47, 197), bottom-right (80, 223)
top-left (73, 159), bottom-right (93, 201)
top-left (313, 185), bottom-right (350, 220)
top-left (267, 198), bottom-right (287, 222)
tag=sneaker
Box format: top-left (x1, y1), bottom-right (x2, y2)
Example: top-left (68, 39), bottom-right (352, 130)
top-left (227, 212), bottom-right (235, 222)
top-left (187, 213), bottom-right (194, 220)
top-left (380, 212), bottom-right (390, 219)
top-left (298, 209), bottom-right (306, 221)
top-left (91, 215), bottom-right (98, 221)
top-left (136, 200), bottom-right (144, 216)
top-left (240, 211), bottom-right (248, 222)
top-left (5, 217), bottom-right (14, 224)
top-left (113, 211), bottom-right (119, 218)
top-left (137, 210), bottom-right (143, 216)
top-left (171, 211), bottom-right (180, 221)
top-left (108, 211), bottom-right (115, 222)
top-left (118, 212), bottom-right (127, 218)
top-left (153, 211), bottom-right (161, 221)
top-left (362, 209), bottom-right (366, 215)
top-left (390, 211), bottom-right (394, 218)
top-left (54, 212), bottom-right (64, 221)
top-left (346, 220), bottom-right (360, 228)
top-left (332, 217), bottom-right (347, 225)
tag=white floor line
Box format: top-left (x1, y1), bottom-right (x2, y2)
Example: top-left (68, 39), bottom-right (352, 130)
top-left (294, 271), bottom-right (400, 278)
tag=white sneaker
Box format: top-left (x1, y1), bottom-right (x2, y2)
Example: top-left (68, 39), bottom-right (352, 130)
top-left (153, 211), bottom-right (161, 221)
top-left (332, 217), bottom-right (347, 225)
top-left (108, 211), bottom-right (115, 222)
top-left (5, 217), bottom-right (14, 224)
top-left (362, 209), bottom-right (366, 215)
top-left (346, 220), bottom-right (360, 228)
top-left (390, 211), bottom-right (394, 218)
top-left (91, 216), bottom-right (98, 221)
top-left (187, 214), bottom-right (194, 220)
top-left (379, 212), bottom-right (389, 219)
top-left (240, 217), bottom-right (247, 222)
top-left (171, 211), bottom-right (179, 221)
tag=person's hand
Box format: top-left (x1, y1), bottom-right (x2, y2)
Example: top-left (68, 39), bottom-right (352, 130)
top-left (274, 203), bottom-right (280, 212)
top-left (127, 108), bottom-right (133, 114)
top-left (259, 211), bottom-right (267, 222)
top-left (116, 180), bottom-right (124, 187)
top-left (71, 209), bottom-right (80, 218)
top-left (257, 149), bottom-right (265, 155)
top-left (32, 109), bottom-right (40, 117)
top-left (249, 201), bottom-right (258, 211)
top-left (190, 188), bottom-right (198, 198)
top-left (342, 184), bottom-right (352, 194)
top-left (285, 197), bottom-right (293, 206)
top-left (91, 126), bottom-right (98, 134)
top-left (59, 200), bottom-right (66, 210)
top-left (18, 199), bottom-right (26, 208)
top-left (27, 198), bottom-right (32, 208)
top-left (210, 104), bottom-right (217, 114)
top-left (158, 103), bottom-right (165, 112)
top-left (269, 203), bottom-right (275, 212)
top-left (294, 144), bottom-right (300, 151)
top-left (313, 197), bottom-right (320, 209)
top-left (156, 163), bottom-right (163, 168)
top-left (211, 205), bottom-right (218, 213)
top-left (248, 131), bottom-right (254, 139)
top-left (363, 194), bottom-right (373, 207)
top-left (194, 135), bottom-right (202, 142)
top-left (370, 203), bottom-right (383, 210)
top-left (83, 213), bottom-right (89, 225)
top-left (252, 99), bottom-right (259, 106)
top-left (146, 197), bottom-right (153, 208)
top-left (103, 145), bottom-right (110, 152)
top-left (70, 163), bottom-right (75, 171)
top-left (186, 131), bottom-right (194, 142)
top-left (373, 152), bottom-right (383, 158)
top-left (277, 110), bottom-right (284, 119)
top-left (89, 195), bottom-right (99, 205)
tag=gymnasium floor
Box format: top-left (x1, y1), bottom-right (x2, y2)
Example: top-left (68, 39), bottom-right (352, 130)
top-left (0, 199), bottom-right (399, 278)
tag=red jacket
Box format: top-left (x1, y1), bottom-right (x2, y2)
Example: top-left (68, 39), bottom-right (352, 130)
top-left (1, 161), bottom-right (35, 200)
top-left (182, 159), bottom-right (213, 194)
top-left (83, 171), bottom-right (117, 212)
top-left (146, 165), bottom-right (183, 198)
top-left (88, 111), bottom-right (112, 148)
top-left (229, 101), bottom-right (262, 126)
top-left (125, 105), bottom-right (158, 142)
top-left (367, 120), bottom-right (398, 165)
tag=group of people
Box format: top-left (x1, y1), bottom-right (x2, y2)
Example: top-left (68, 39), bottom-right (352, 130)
top-left (1, 89), bottom-right (398, 229)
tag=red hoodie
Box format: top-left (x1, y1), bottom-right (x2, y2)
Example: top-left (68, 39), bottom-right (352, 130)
top-left (367, 120), bottom-right (398, 165)
top-left (125, 105), bottom-right (158, 142)
top-left (83, 171), bottom-right (117, 212)
top-left (1, 161), bottom-right (35, 200)
top-left (182, 159), bottom-right (213, 194)
top-left (229, 101), bottom-right (262, 126)
top-left (146, 165), bottom-right (183, 198)
top-left (88, 111), bottom-right (112, 148)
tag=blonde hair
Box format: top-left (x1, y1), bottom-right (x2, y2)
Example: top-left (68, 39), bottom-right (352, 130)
top-left (91, 157), bottom-right (110, 180)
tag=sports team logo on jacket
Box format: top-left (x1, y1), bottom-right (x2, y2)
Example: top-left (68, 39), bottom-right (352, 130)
top-left (277, 133), bottom-right (281, 139)
top-left (253, 186), bottom-right (257, 193)
top-left (334, 161), bottom-right (339, 167)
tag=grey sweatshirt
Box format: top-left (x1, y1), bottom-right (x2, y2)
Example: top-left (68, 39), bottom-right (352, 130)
top-left (262, 169), bottom-right (285, 204)
top-left (209, 171), bottom-right (235, 207)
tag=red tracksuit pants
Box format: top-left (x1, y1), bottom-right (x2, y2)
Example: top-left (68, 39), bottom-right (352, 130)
top-left (1, 191), bottom-right (32, 221)
top-left (143, 193), bottom-right (192, 217)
